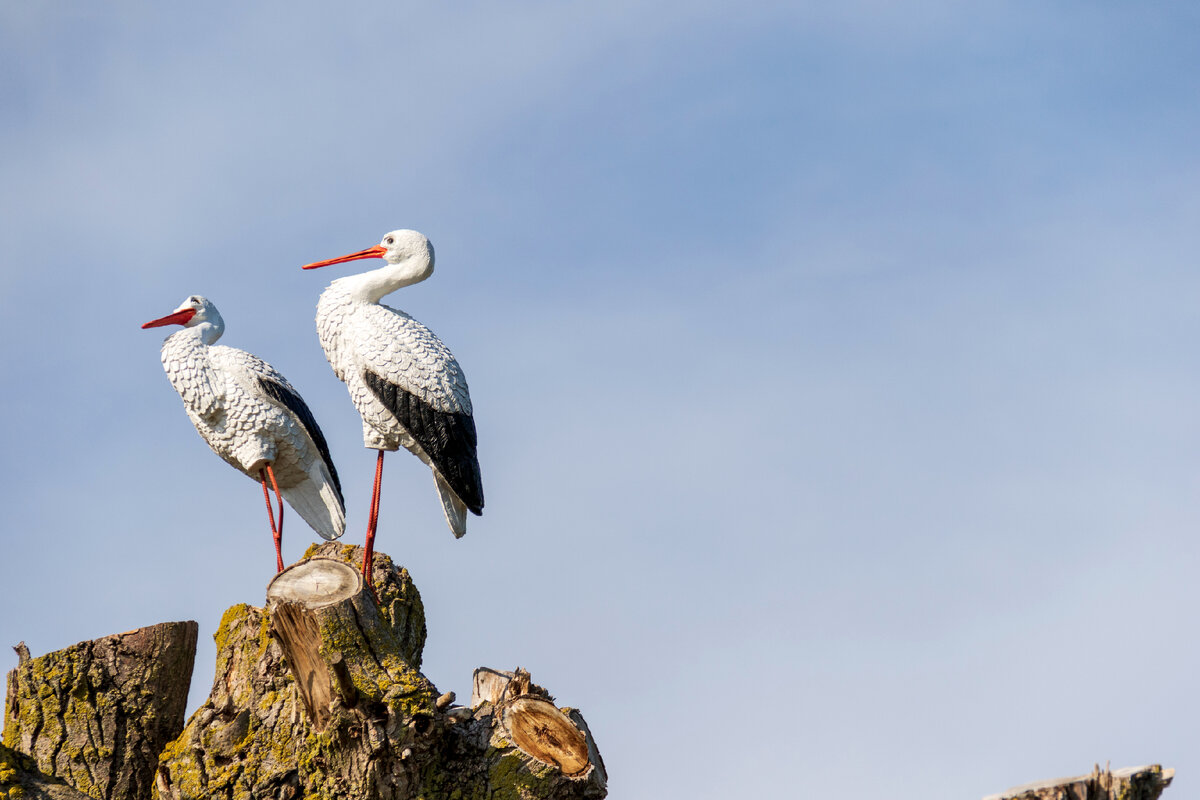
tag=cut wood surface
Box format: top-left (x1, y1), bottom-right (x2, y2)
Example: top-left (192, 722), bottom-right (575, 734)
top-left (501, 696), bottom-right (591, 777)
top-left (467, 665), bottom-right (606, 790)
top-left (268, 557), bottom-right (362, 608)
top-left (472, 666), bottom-right (597, 778)
top-left (984, 764), bottom-right (1174, 800)
top-left (155, 543), bottom-right (607, 800)
top-left (3, 621), bottom-right (198, 800)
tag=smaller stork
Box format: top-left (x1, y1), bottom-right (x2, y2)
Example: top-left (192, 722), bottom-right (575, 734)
top-left (143, 295), bottom-right (345, 571)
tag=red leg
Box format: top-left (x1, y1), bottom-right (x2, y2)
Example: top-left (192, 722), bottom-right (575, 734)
top-left (362, 450), bottom-right (385, 588)
top-left (260, 469), bottom-right (284, 572)
top-left (267, 464), bottom-right (285, 572)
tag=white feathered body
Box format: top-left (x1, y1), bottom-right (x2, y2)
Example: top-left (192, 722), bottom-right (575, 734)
top-left (160, 326), bottom-right (346, 540)
top-left (315, 283), bottom-right (483, 536)
top-left (316, 286), bottom-right (472, 449)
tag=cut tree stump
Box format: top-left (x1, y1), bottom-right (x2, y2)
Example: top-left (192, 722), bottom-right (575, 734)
top-left (154, 542), bottom-right (606, 800)
top-left (266, 557), bottom-right (382, 731)
top-left (984, 764), bottom-right (1174, 800)
top-left (3, 621), bottom-right (198, 800)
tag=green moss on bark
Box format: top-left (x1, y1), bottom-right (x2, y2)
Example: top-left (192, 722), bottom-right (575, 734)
top-left (156, 549), bottom-right (604, 800)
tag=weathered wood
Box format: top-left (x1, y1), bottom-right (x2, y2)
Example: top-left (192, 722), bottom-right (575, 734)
top-left (265, 556), bottom-right (391, 734)
top-left (154, 544), bottom-right (438, 799)
top-left (154, 542), bottom-right (607, 800)
top-left (0, 742), bottom-right (97, 799)
top-left (12, 643), bottom-right (29, 667)
top-left (3, 621), bottom-right (198, 800)
top-left (984, 764), bottom-right (1174, 800)
top-left (473, 667), bottom-right (517, 707)
top-left (468, 666), bottom-right (606, 789)
top-left (501, 696), bottom-right (591, 777)
top-left (424, 667), bottom-right (607, 800)
top-left (471, 667), bottom-right (548, 707)
top-left (265, 558), bottom-right (366, 731)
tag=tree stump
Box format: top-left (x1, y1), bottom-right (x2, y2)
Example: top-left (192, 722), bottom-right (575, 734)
top-left (3, 621), bottom-right (198, 800)
top-left (984, 764), bottom-right (1174, 800)
top-left (154, 542), bottom-right (607, 800)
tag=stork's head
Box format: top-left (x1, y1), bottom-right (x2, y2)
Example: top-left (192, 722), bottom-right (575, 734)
top-left (303, 229), bottom-right (435, 278)
top-left (142, 295), bottom-right (225, 340)
top-left (379, 229), bottom-right (434, 268)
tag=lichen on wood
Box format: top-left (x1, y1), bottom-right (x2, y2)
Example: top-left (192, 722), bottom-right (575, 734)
top-left (0, 741), bottom-right (98, 799)
top-left (2, 622), bottom-right (197, 800)
top-left (154, 543), bottom-right (606, 800)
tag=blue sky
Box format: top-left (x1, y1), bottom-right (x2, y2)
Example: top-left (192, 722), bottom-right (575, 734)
top-left (3, 3), bottom-right (1199, 797)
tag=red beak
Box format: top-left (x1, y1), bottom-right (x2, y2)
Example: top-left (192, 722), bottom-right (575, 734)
top-left (302, 244), bottom-right (388, 270)
top-left (142, 308), bottom-right (197, 329)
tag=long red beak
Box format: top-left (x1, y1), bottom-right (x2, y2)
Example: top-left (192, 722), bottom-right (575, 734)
top-left (142, 308), bottom-right (197, 329)
top-left (302, 245), bottom-right (388, 270)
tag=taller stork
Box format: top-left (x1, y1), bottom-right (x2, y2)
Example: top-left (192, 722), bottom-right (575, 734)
top-left (303, 229), bottom-right (483, 586)
top-left (143, 295), bottom-right (346, 571)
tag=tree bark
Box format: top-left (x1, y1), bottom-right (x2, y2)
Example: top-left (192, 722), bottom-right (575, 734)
top-left (984, 764), bottom-right (1174, 800)
top-left (3, 621), bottom-right (198, 800)
top-left (0, 742), bottom-right (97, 799)
top-left (154, 542), bottom-right (606, 800)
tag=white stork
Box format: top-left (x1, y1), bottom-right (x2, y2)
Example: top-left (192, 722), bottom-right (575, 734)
top-left (143, 295), bottom-right (346, 571)
top-left (302, 229), bottom-right (483, 586)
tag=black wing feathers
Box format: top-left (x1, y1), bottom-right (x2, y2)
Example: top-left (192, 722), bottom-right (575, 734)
top-left (363, 370), bottom-right (484, 515)
top-left (256, 376), bottom-right (344, 505)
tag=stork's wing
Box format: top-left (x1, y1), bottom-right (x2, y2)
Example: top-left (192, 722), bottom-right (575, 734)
top-left (223, 349), bottom-right (344, 505)
top-left (364, 369), bottom-right (484, 515)
top-left (256, 376), bottom-right (343, 501)
top-left (355, 303), bottom-right (473, 414)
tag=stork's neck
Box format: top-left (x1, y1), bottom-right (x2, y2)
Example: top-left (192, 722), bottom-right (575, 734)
top-left (332, 255), bottom-right (432, 305)
top-left (168, 320), bottom-right (224, 348)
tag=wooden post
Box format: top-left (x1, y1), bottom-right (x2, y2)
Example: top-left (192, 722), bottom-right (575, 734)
top-left (3, 621), bottom-right (198, 800)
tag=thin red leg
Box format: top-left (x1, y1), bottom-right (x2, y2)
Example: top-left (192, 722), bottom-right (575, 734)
top-left (261, 468), bottom-right (284, 573)
top-left (362, 450), bottom-right (385, 587)
top-left (267, 464), bottom-right (285, 572)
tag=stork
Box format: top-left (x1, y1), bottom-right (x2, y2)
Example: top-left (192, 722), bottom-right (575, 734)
top-left (143, 295), bottom-right (346, 571)
top-left (302, 229), bottom-right (483, 586)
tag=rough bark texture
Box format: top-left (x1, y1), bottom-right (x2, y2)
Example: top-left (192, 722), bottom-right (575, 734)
top-left (984, 764), bottom-right (1174, 800)
top-left (2, 621), bottom-right (198, 800)
top-left (154, 542), bottom-right (607, 800)
top-left (0, 742), bottom-right (98, 800)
